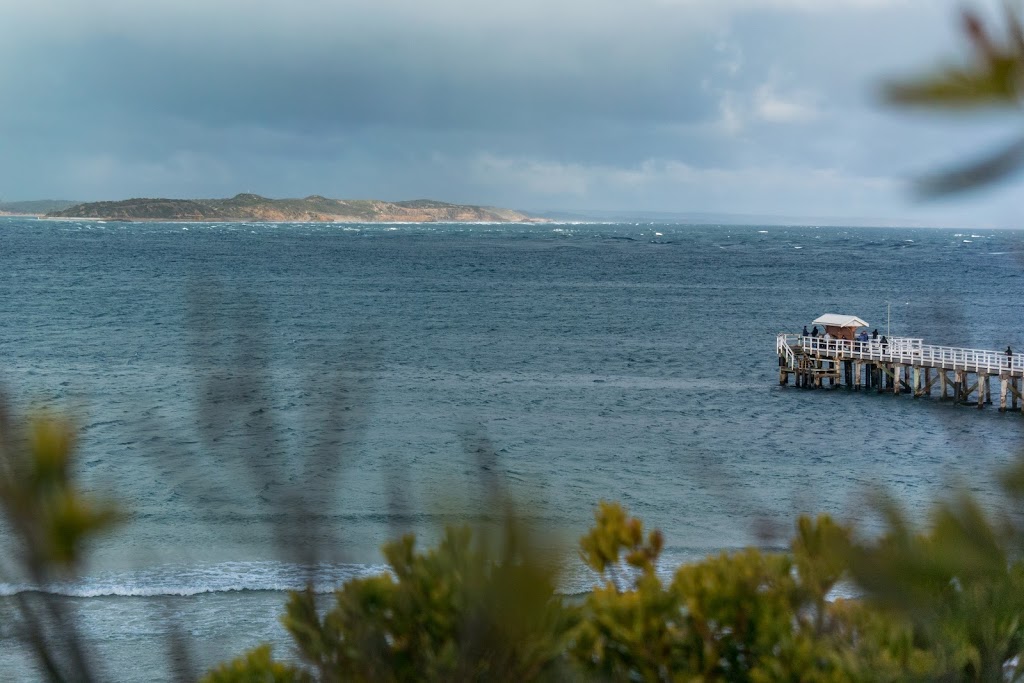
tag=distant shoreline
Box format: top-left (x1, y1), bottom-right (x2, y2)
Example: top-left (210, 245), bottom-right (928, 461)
top-left (36, 216), bottom-right (545, 224)
top-left (44, 194), bottom-right (547, 224)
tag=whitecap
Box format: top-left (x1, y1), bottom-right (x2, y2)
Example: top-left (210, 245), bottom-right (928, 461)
top-left (0, 561), bottom-right (390, 598)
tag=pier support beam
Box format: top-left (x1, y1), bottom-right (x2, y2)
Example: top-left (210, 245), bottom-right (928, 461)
top-left (922, 368), bottom-right (935, 396)
top-left (1001, 375), bottom-right (1009, 412)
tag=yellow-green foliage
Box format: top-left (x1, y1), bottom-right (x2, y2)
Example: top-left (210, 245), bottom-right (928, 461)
top-left (0, 412), bottom-right (122, 681)
top-left (206, 502), bottom-right (955, 682)
top-left (0, 415), bottom-right (119, 573)
top-left (827, 599), bottom-right (939, 682)
top-left (204, 645), bottom-right (311, 683)
top-left (845, 493), bottom-right (1024, 682)
top-left (205, 521), bottom-right (574, 683)
top-left (573, 504), bottom-right (866, 681)
top-left (6, 409), bottom-right (1024, 682)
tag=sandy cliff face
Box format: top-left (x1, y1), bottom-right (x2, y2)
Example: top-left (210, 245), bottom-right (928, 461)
top-left (47, 195), bottom-right (542, 223)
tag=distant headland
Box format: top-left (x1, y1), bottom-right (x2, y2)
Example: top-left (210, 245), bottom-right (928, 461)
top-left (0, 200), bottom-right (79, 215)
top-left (41, 194), bottom-right (542, 223)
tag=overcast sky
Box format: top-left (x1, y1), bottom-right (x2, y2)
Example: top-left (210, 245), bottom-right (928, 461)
top-left (2, 0), bottom-right (1023, 225)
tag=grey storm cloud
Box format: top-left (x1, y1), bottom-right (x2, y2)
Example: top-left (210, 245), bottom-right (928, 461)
top-left (6, 1), bottom-right (720, 131)
top-left (1, 0), bottom-right (1021, 223)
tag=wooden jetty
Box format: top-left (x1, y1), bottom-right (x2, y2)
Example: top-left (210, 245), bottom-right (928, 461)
top-left (777, 315), bottom-right (1024, 412)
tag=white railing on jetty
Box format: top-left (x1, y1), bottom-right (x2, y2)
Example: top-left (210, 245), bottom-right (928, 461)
top-left (776, 333), bottom-right (796, 368)
top-left (777, 333), bottom-right (1024, 375)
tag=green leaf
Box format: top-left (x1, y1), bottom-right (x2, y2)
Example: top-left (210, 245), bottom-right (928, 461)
top-left (913, 136), bottom-right (1024, 197)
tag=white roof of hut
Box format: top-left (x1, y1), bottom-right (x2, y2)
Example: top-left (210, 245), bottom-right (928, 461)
top-left (812, 314), bottom-right (868, 328)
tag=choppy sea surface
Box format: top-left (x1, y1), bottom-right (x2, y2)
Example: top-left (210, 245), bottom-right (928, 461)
top-left (0, 217), bottom-right (1022, 679)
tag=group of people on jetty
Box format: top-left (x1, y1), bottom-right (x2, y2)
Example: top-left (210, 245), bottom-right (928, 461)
top-left (800, 324), bottom-right (1016, 368)
top-left (802, 325), bottom-right (888, 348)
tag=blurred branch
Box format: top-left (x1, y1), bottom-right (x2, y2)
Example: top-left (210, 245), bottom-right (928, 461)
top-left (885, 2), bottom-right (1024, 195)
top-left (0, 399), bottom-right (121, 682)
top-left (884, 4), bottom-right (1024, 110)
top-left (185, 281), bottom-right (375, 569)
top-left (913, 134), bottom-right (1024, 197)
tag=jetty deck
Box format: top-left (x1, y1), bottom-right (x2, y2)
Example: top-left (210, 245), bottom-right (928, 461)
top-left (777, 334), bottom-right (1024, 411)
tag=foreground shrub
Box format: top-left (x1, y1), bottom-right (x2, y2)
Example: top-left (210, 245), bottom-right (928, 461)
top-left (204, 520), bottom-right (574, 682)
top-left (1, 406), bottom-right (1019, 681)
top-left (206, 502), bottom-right (959, 681)
top-left (574, 503), bottom-right (880, 682)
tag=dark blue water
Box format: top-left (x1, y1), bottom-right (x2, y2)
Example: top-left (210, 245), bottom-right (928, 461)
top-left (1, 217), bottom-right (1022, 680)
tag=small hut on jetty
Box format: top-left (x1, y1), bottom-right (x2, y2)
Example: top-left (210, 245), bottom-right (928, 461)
top-left (811, 314), bottom-right (868, 342)
top-left (778, 313), bottom-right (1024, 411)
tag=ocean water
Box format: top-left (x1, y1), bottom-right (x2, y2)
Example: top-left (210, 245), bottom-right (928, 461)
top-left (0, 217), bottom-right (1022, 679)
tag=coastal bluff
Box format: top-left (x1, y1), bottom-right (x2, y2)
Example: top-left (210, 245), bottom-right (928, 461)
top-left (46, 194), bottom-right (541, 223)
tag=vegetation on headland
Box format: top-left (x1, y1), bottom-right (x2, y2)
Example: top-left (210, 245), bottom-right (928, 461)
top-left (45, 194), bottom-right (540, 223)
top-left (0, 200), bottom-right (79, 216)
